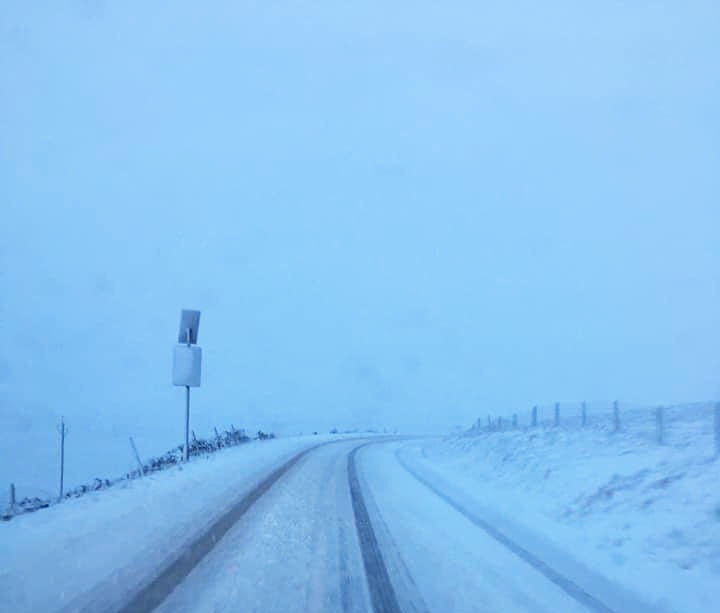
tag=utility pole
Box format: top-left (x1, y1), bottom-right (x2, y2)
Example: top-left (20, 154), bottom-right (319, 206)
top-left (58, 416), bottom-right (67, 501)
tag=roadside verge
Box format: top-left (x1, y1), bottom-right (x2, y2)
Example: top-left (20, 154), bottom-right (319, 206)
top-left (1, 436), bottom-right (349, 613)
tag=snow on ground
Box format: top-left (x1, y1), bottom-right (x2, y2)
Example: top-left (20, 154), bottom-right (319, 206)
top-left (0, 403), bottom-right (314, 501)
top-left (400, 403), bottom-right (720, 613)
top-left (0, 434), bottom-right (346, 613)
top-left (0, 402), bottom-right (391, 502)
top-left (0, 414), bottom-right (183, 501)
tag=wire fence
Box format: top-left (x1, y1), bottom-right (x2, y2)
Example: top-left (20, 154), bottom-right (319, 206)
top-left (471, 401), bottom-right (720, 456)
top-left (2, 425), bottom-right (276, 522)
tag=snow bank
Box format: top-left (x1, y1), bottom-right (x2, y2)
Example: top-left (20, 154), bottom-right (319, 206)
top-left (0, 435), bottom-right (342, 613)
top-left (401, 405), bottom-right (720, 613)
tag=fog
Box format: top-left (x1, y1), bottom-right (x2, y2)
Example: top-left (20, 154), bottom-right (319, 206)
top-left (2, 0), bottom-right (719, 455)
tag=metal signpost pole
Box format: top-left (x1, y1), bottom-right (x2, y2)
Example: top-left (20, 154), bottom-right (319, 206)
top-left (185, 386), bottom-right (190, 461)
top-left (185, 328), bottom-right (191, 462)
top-left (172, 310), bottom-right (201, 464)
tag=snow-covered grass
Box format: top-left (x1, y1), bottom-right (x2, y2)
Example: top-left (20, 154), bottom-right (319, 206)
top-left (0, 409), bottom-right (281, 502)
top-left (2, 426), bottom-right (260, 519)
top-left (0, 434), bottom-right (345, 613)
top-left (402, 403), bottom-right (720, 613)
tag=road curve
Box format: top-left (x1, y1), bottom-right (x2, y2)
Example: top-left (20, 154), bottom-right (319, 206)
top-left (89, 437), bottom-right (647, 613)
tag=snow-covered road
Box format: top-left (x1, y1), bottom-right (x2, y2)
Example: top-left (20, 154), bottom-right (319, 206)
top-left (151, 439), bottom-right (372, 613)
top-left (124, 438), bottom-right (650, 613)
top-left (3, 435), bottom-right (667, 613)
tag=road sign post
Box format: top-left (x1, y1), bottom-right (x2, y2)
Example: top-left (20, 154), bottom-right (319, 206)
top-left (173, 310), bottom-right (201, 462)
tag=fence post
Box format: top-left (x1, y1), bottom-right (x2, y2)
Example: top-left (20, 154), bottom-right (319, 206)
top-left (129, 436), bottom-right (145, 476)
top-left (498, 416), bottom-right (503, 430)
top-left (487, 416), bottom-right (492, 431)
top-left (9, 483), bottom-right (15, 513)
top-left (512, 413), bottom-right (518, 428)
top-left (581, 401), bottom-right (587, 427)
top-left (656, 406), bottom-right (664, 445)
top-left (613, 400), bottom-right (620, 433)
top-left (714, 403), bottom-right (720, 457)
top-left (532, 406), bottom-right (538, 427)
top-left (554, 402), bottom-right (560, 427)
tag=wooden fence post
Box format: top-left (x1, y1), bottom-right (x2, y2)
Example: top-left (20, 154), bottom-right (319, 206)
top-left (613, 400), bottom-right (620, 433)
top-left (129, 437), bottom-right (145, 476)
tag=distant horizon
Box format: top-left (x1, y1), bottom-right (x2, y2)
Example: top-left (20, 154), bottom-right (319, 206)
top-left (1, 1), bottom-right (718, 492)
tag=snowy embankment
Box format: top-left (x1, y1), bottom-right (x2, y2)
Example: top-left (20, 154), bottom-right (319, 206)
top-left (400, 405), bottom-right (720, 613)
top-left (0, 435), bottom-right (344, 613)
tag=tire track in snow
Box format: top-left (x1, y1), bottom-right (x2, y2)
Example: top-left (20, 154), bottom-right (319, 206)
top-left (395, 451), bottom-right (617, 613)
top-left (348, 445), bottom-right (403, 613)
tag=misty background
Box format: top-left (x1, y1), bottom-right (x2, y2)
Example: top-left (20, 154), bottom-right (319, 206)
top-left (1, 1), bottom-right (719, 494)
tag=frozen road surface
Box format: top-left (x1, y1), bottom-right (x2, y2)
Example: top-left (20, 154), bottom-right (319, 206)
top-left (104, 438), bottom-right (654, 613)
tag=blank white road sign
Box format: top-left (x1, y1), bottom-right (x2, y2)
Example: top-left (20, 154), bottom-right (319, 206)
top-left (173, 345), bottom-right (202, 387)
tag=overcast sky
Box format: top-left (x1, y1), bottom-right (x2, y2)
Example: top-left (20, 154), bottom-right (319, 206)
top-left (1, 0), bottom-right (719, 442)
